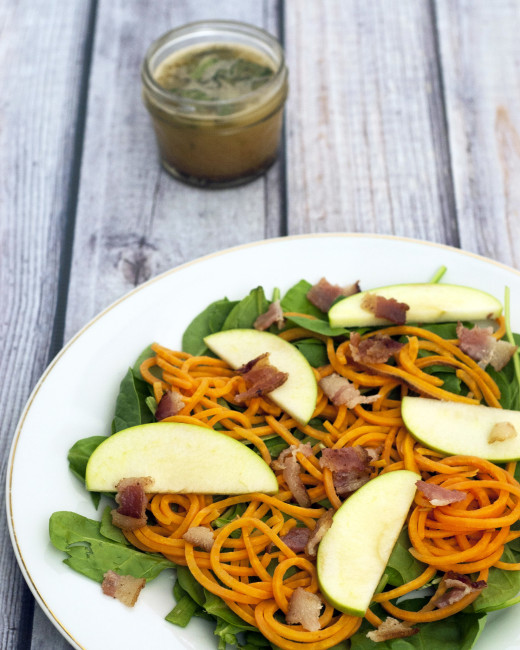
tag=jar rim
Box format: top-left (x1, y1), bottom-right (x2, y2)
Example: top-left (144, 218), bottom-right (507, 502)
top-left (141, 19), bottom-right (287, 109)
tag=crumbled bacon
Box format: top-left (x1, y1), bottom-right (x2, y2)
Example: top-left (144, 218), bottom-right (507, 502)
top-left (307, 277), bottom-right (361, 312)
top-left (415, 480), bottom-right (467, 507)
top-left (489, 421), bottom-right (518, 443)
top-left (319, 373), bottom-right (379, 408)
top-left (305, 509), bottom-right (334, 557)
top-left (272, 444), bottom-right (313, 507)
top-left (286, 587), bottom-right (322, 631)
top-left (235, 353), bottom-right (288, 403)
top-left (111, 477), bottom-right (153, 530)
top-left (155, 390), bottom-right (185, 420)
top-left (361, 294), bottom-right (410, 325)
top-left (102, 570), bottom-right (146, 607)
top-left (254, 299), bottom-right (285, 331)
top-left (350, 332), bottom-right (404, 364)
top-left (182, 526), bottom-right (215, 551)
top-left (456, 322), bottom-right (517, 371)
top-left (366, 617), bottom-right (419, 642)
top-left (434, 572), bottom-right (487, 609)
top-left (279, 527), bottom-right (312, 553)
top-left (333, 470), bottom-right (371, 496)
top-left (319, 446), bottom-right (375, 497)
top-left (320, 446), bottom-right (370, 473)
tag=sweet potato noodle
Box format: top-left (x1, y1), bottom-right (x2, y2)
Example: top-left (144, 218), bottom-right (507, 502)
top-left (125, 316), bottom-right (520, 649)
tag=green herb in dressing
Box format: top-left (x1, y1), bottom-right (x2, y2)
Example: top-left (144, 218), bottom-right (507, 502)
top-left (155, 45), bottom-right (275, 105)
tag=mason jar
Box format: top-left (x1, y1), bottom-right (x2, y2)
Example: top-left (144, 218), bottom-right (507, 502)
top-left (141, 20), bottom-right (288, 188)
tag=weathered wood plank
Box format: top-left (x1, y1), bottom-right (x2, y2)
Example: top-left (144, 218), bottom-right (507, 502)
top-left (64, 0), bottom-right (283, 342)
top-left (435, 0), bottom-right (520, 268)
top-left (0, 2), bottom-right (93, 649)
top-left (284, 0), bottom-right (457, 242)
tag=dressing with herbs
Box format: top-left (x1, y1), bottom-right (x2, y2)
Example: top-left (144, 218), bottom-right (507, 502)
top-left (141, 22), bottom-right (288, 187)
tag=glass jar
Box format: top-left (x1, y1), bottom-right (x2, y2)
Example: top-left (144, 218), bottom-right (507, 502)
top-left (141, 20), bottom-right (288, 188)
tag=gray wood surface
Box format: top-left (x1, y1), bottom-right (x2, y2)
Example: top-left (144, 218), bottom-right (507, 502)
top-left (284, 0), bottom-right (458, 243)
top-left (436, 0), bottom-right (520, 267)
top-left (0, 2), bottom-right (93, 649)
top-left (3, 0), bottom-right (520, 648)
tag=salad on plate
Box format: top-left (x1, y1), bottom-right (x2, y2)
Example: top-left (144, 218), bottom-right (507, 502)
top-left (49, 269), bottom-right (520, 650)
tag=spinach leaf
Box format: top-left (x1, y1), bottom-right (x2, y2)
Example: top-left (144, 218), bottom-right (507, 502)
top-left (176, 565), bottom-right (205, 606)
top-left (280, 279), bottom-right (326, 319)
top-left (49, 511), bottom-right (175, 582)
top-left (182, 298), bottom-right (238, 355)
top-left (471, 545), bottom-right (520, 612)
top-left (221, 287), bottom-right (269, 330)
top-left (212, 502), bottom-right (248, 530)
top-left (351, 605), bottom-right (486, 649)
top-left (264, 434), bottom-right (290, 460)
top-left (385, 527), bottom-right (427, 587)
top-left (67, 436), bottom-right (106, 508)
top-left (132, 344), bottom-right (155, 380)
top-left (293, 338), bottom-right (329, 367)
top-left (203, 588), bottom-right (257, 631)
top-left (487, 366), bottom-right (517, 410)
top-left (166, 592), bottom-right (201, 627)
top-left (67, 436), bottom-right (106, 484)
top-left (112, 368), bottom-right (155, 433)
top-left (413, 322), bottom-right (459, 339)
top-left (285, 314), bottom-right (347, 337)
top-left (100, 506), bottom-right (128, 544)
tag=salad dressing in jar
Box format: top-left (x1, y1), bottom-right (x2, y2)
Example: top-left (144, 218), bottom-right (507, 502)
top-left (141, 21), bottom-right (288, 188)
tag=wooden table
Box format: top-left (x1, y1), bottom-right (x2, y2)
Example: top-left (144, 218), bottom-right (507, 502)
top-left (2, 1), bottom-right (520, 647)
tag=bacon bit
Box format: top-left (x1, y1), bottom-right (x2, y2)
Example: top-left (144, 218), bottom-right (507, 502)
top-left (182, 526), bottom-right (215, 551)
top-left (333, 470), bottom-right (371, 496)
top-left (416, 480), bottom-right (467, 507)
top-left (279, 527), bottom-right (312, 553)
top-left (319, 373), bottom-right (379, 408)
top-left (320, 447), bottom-right (375, 497)
top-left (320, 446), bottom-right (370, 473)
top-left (366, 617), bottom-right (419, 642)
top-left (307, 277), bottom-right (361, 313)
top-left (286, 587), bottom-right (322, 631)
top-left (361, 294), bottom-right (410, 325)
top-left (489, 421), bottom-right (518, 444)
top-left (350, 332), bottom-right (404, 364)
top-left (111, 477), bottom-right (153, 530)
top-left (155, 390), bottom-right (185, 420)
top-left (434, 572), bottom-right (487, 609)
top-left (305, 509), bottom-right (334, 557)
top-left (235, 353), bottom-right (288, 404)
top-left (272, 444), bottom-right (313, 507)
top-left (254, 299), bottom-right (285, 331)
top-left (101, 570), bottom-right (146, 607)
top-left (456, 322), bottom-right (517, 371)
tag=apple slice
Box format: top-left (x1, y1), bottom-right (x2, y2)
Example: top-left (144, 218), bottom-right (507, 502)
top-left (85, 422), bottom-right (278, 494)
top-left (402, 396), bottom-right (520, 461)
top-left (204, 329), bottom-right (317, 425)
top-left (317, 470), bottom-right (419, 616)
top-left (328, 283), bottom-right (502, 328)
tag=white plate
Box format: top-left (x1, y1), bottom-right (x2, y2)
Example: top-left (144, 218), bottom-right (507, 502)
top-left (7, 233), bottom-right (520, 649)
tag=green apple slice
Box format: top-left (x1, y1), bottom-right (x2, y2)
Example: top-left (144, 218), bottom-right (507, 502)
top-left (204, 329), bottom-right (317, 425)
top-left (328, 283), bottom-right (502, 328)
top-left (85, 422), bottom-right (278, 494)
top-left (317, 470), bottom-right (419, 616)
top-left (402, 396), bottom-right (520, 461)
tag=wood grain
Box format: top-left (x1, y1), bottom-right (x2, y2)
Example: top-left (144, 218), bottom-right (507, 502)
top-left (0, 2), bottom-right (92, 649)
top-left (436, 0), bottom-right (520, 268)
top-left (284, 0), bottom-right (457, 242)
top-left (64, 0), bottom-right (283, 342)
